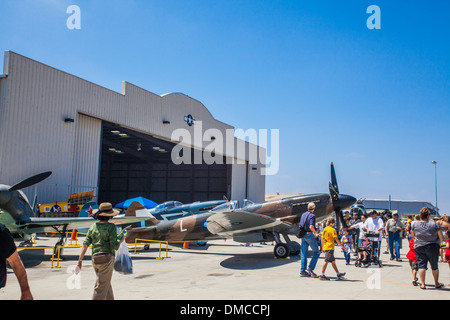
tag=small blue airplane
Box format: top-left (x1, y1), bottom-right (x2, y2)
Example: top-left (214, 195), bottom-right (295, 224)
top-left (150, 200), bottom-right (227, 221)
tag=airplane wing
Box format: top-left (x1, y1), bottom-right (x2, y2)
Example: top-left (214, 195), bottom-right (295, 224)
top-left (23, 217), bottom-right (96, 234)
top-left (17, 209), bottom-right (153, 234)
top-left (206, 210), bottom-right (292, 236)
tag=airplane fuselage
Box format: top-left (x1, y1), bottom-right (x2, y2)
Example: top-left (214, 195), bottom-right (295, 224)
top-left (125, 193), bottom-right (355, 244)
top-left (126, 211), bottom-right (222, 243)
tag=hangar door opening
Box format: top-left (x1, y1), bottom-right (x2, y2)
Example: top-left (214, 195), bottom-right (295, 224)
top-left (98, 121), bottom-right (231, 205)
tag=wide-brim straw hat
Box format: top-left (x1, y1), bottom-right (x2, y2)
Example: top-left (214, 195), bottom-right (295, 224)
top-left (92, 202), bottom-right (120, 217)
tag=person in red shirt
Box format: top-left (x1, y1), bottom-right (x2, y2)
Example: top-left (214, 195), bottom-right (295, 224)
top-left (406, 238), bottom-right (419, 286)
top-left (445, 230), bottom-right (450, 286)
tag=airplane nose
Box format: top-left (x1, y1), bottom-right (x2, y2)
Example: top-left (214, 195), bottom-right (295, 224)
top-left (0, 187), bottom-right (12, 205)
top-left (337, 194), bottom-right (357, 209)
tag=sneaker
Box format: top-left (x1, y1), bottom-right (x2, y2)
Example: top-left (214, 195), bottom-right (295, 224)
top-left (300, 271), bottom-right (310, 277)
top-left (307, 269), bottom-right (318, 278)
top-left (337, 272), bottom-right (346, 279)
top-left (319, 274), bottom-right (330, 280)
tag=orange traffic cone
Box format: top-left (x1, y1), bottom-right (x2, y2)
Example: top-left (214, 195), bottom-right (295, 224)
top-left (71, 229), bottom-right (78, 241)
top-left (183, 242), bottom-right (189, 249)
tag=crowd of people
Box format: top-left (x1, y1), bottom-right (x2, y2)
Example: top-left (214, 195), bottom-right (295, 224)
top-left (2, 201), bottom-right (450, 300)
top-left (299, 202), bottom-right (450, 289)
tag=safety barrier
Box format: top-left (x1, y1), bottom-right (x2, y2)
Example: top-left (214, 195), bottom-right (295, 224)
top-left (51, 245), bottom-right (88, 269)
top-left (16, 246), bottom-right (56, 266)
top-left (18, 236), bottom-right (171, 269)
top-left (16, 246), bottom-right (67, 269)
top-left (50, 240), bottom-right (170, 269)
top-left (44, 230), bottom-right (86, 246)
top-left (132, 238), bottom-right (171, 260)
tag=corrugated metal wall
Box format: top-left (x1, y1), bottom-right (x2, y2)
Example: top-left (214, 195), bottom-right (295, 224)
top-left (0, 76), bottom-right (8, 176)
top-left (0, 51), bottom-right (266, 204)
top-left (71, 114), bottom-right (102, 195)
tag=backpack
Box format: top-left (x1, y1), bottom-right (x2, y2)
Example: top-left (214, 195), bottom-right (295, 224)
top-left (296, 212), bottom-right (311, 239)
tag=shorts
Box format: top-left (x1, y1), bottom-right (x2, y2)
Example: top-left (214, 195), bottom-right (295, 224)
top-left (324, 250), bottom-right (335, 263)
top-left (415, 244), bottom-right (439, 270)
top-left (409, 260), bottom-right (418, 271)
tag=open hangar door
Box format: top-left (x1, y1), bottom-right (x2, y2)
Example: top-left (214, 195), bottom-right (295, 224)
top-left (98, 121), bottom-right (232, 206)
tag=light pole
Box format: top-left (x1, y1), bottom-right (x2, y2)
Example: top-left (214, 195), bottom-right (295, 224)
top-left (431, 161), bottom-right (438, 215)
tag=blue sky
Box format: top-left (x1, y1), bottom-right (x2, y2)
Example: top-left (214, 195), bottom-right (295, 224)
top-left (1, 0), bottom-right (449, 213)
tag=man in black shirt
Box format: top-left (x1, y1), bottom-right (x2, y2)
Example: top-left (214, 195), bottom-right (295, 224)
top-left (0, 221), bottom-right (33, 300)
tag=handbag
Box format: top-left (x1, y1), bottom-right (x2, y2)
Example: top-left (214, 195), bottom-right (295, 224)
top-left (114, 242), bottom-right (133, 274)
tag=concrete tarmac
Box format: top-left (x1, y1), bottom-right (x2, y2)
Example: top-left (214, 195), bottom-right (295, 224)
top-left (1, 235), bottom-right (449, 300)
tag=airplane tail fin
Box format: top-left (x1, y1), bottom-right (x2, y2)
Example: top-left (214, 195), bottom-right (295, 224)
top-left (125, 201), bottom-right (160, 225)
top-left (78, 202), bottom-right (98, 218)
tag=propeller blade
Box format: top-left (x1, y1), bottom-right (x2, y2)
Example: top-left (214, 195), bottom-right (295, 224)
top-left (328, 182), bottom-right (339, 201)
top-left (329, 181), bottom-right (348, 229)
top-left (330, 162), bottom-right (339, 194)
top-left (9, 171), bottom-right (52, 191)
top-left (337, 209), bottom-right (348, 229)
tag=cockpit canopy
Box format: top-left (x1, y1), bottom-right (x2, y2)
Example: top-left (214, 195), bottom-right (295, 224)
top-left (154, 201), bottom-right (183, 210)
top-left (211, 200), bottom-right (239, 212)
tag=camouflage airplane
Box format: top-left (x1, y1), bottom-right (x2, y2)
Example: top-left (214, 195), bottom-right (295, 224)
top-left (0, 171), bottom-right (152, 248)
top-left (126, 163), bottom-right (357, 258)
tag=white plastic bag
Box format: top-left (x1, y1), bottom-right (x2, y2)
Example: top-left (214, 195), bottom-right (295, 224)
top-left (114, 242), bottom-right (133, 274)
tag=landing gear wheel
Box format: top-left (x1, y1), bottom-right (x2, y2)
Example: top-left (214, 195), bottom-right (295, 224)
top-left (274, 243), bottom-right (290, 259)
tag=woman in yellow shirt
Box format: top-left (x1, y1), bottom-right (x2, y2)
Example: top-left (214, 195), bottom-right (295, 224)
top-left (320, 217), bottom-right (346, 280)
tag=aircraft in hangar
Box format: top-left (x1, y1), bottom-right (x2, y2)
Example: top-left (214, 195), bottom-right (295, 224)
top-left (0, 172), bottom-right (152, 248)
top-left (125, 163), bottom-right (357, 258)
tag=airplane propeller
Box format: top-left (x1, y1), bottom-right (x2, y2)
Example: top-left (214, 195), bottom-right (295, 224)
top-left (330, 162), bottom-right (339, 194)
top-left (329, 163), bottom-right (355, 229)
top-left (8, 171), bottom-right (52, 192)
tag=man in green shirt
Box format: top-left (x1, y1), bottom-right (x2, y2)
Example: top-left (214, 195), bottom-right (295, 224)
top-left (83, 223), bottom-right (121, 255)
top-left (77, 203), bottom-right (126, 300)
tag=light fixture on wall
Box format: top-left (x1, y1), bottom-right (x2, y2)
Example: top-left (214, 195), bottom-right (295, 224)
top-left (64, 117), bottom-right (75, 123)
top-left (163, 120), bottom-right (171, 125)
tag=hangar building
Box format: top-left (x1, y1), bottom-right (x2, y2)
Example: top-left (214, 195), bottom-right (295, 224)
top-left (0, 52), bottom-right (266, 207)
top-left (362, 199), bottom-right (439, 218)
